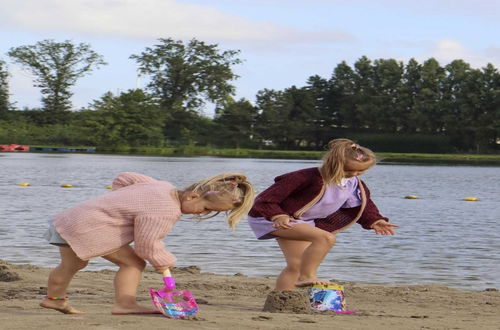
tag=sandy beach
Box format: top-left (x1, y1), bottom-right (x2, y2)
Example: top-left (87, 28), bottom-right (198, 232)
top-left (1, 259), bottom-right (499, 330)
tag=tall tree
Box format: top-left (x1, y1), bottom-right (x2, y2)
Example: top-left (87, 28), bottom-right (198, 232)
top-left (130, 38), bottom-right (242, 141)
top-left (353, 56), bottom-right (376, 129)
top-left (214, 98), bottom-right (258, 148)
top-left (84, 90), bottom-right (163, 148)
top-left (399, 58), bottom-right (423, 132)
top-left (329, 61), bottom-right (356, 129)
top-left (0, 59), bottom-right (10, 116)
top-left (254, 88), bottom-right (289, 148)
top-left (371, 58), bottom-right (404, 131)
top-left (8, 39), bottom-right (106, 123)
top-left (306, 74), bottom-right (333, 146)
top-left (416, 58), bottom-right (446, 133)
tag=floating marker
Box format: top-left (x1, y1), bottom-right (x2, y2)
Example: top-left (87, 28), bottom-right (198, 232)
top-left (18, 182), bottom-right (30, 186)
top-left (105, 185), bottom-right (112, 189)
top-left (60, 184), bottom-right (73, 188)
top-left (463, 197), bottom-right (479, 201)
top-left (404, 195), bottom-right (419, 199)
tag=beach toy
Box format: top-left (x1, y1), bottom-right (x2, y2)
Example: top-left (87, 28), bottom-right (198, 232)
top-left (463, 197), bottom-right (479, 201)
top-left (404, 195), bottom-right (419, 199)
top-left (149, 269), bottom-right (199, 319)
top-left (60, 184), bottom-right (73, 188)
top-left (308, 285), bottom-right (355, 314)
top-left (105, 185), bottom-right (112, 189)
top-left (17, 182), bottom-right (30, 186)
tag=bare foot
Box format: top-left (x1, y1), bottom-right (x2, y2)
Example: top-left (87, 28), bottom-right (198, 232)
top-left (40, 300), bottom-right (85, 314)
top-left (111, 304), bottom-right (162, 315)
top-left (295, 278), bottom-right (334, 287)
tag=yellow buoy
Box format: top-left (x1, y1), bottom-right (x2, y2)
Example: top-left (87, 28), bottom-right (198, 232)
top-left (463, 197), bottom-right (479, 201)
top-left (18, 182), bottom-right (31, 187)
top-left (105, 185), bottom-right (112, 190)
top-left (404, 195), bottom-right (419, 199)
top-left (60, 184), bottom-right (73, 188)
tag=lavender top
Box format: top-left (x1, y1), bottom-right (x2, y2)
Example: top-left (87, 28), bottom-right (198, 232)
top-left (299, 177), bottom-right (361, 220)
top-left (247, 176), bottom-right (362, 239)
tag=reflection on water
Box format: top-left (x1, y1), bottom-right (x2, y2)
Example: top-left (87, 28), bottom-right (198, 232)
top-left (1, 153), bottom-right (499, 290)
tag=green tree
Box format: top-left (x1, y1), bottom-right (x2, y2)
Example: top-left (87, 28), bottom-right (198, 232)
top-left (0, 58), bottom-right (10, 116)
top-left (328, 61), bottom-right (356, 129)
top-left (254, 89), bottom-right (288, 148)
top-left (476, 63), bottom-right (500, 151)
top-left (371, 58), bottom-right (404, 131)
top-left (214, 98), bottom-right (258, 148)
top-left (399, 58), bottom-right (423, 132)
top-left (254, 87), bottom-right (318, 149)
top-left (353, 56), bottom-right (376, 129)
top-left (418, 58), bottom-right (446, 133)
top-left (84, 90), bottom-right (164, 148)
top-left (282, 86), bottom-right (319, 148)
top-left (130, 38), bottom-right (242, 141)
top-left (8, 39), bottom-right (106, 123)
top-left (305, 74), bottom-right (334, 146)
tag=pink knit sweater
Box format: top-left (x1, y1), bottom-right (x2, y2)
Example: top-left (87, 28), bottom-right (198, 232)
top-left (53, 172), bottom-right (182, 267)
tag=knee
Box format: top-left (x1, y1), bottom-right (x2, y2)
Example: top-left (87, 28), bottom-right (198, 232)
top-left (76, 260), bottom-right (89, 271)
top-left (315, 233), bottom-right (336, 247)
top-left (136, 258), bottom-right (147, 271)
top-left (123, 257), bottom-right (146, 271)
top-left (285, 261), bottom-right (301, 273)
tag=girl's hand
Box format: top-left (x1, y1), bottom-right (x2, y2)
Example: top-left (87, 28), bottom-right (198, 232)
top-left (272, 215), bottom-right (298, 229)
top-left (371, 220), bottom-right (399, 235)
top-left (155, 266), bottom-right (171, 274)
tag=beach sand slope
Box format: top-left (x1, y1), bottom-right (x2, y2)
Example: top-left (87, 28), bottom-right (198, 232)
top-left (1, 259), bottom-right (499, 330)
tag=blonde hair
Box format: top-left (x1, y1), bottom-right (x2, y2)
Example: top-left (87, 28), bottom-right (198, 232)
top-left (320, 138), bottom-right (377, 184)
top-left (183, 172), bottom-right (255, 230)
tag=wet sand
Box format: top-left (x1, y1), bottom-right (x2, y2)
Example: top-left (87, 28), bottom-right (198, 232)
top-left (1, 259), bottom-right (499, 330)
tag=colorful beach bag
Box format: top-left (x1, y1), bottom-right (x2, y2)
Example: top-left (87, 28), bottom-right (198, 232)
top-left (308, 285), bottom-right (355, 314)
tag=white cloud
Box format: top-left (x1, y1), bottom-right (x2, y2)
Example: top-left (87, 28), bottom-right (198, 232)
top-left (0, 0), bottom-right (353, 45)
top-left (428, 39), bottom-right (500, 68)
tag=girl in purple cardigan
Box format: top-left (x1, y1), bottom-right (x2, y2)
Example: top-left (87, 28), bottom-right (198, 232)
top-left (248, 138), bottom-right (398, 290)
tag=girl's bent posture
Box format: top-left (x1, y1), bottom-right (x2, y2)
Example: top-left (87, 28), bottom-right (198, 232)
top-left (248, 138), bottom-right (398, 290)
top-left (41, 172), bottom-right (254, 314)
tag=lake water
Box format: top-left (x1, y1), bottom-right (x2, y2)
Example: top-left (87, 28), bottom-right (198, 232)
top-left (0, 153), bottom-right (499, 290)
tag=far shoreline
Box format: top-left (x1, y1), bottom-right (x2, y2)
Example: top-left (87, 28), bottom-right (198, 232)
top-left (8, 145), bottom-right (500, 166)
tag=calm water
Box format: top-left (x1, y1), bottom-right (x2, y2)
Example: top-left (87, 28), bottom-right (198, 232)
top-left (0, 153), bottom-right (499, 290)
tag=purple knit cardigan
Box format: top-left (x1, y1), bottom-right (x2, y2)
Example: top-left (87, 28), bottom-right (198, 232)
top-left (249, 167), bottom-right (388, 233)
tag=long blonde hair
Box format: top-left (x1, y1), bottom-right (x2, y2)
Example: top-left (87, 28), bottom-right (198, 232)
top-left (320, 138), bottom-right (377, 184)
top-left (183, 172), bottom-right (255, 229)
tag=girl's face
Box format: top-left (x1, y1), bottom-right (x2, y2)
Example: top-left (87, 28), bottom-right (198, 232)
top-left (343, 160), bottom-right (372, 178)
top-left (180, 193), bottom-right (234, 215)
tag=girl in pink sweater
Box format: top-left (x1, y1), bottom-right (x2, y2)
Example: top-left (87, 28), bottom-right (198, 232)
top-left (40, 172), bottom-right (254, 315)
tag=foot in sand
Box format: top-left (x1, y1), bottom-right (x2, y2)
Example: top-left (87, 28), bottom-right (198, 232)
top-left (40, 299), bottom-right (85, 314)
top-left (111, 304), bottom-right (162, 315)
top-left (295, 278), bottom-right (335, 287)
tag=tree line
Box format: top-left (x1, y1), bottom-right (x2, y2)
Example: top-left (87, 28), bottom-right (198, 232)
top-left (0, 39), bottom-right (498, 153)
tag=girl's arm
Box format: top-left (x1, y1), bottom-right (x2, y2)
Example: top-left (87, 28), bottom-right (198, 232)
top-left (132, 215), bottom-right (177, 268)
top-left (251, 170), bottom-right (311, 220)
top-left (356, 180), bottom-right (389, 230)
top-left (112, 172), bottom-right (157, 190)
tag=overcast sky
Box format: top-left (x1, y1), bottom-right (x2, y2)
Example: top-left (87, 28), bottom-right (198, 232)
top-left (1, 0), bottom-right (499, 116)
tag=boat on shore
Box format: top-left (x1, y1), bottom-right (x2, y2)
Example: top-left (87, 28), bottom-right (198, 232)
top-left (0, 144), bottom-right (95, 153)
top-left (0, 144), bottom-right (29, 152)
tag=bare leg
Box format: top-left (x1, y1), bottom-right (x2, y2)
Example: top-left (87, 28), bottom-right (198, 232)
top-left (272, 224), bottom-right (336, 289)
top-left (275, 239), bottom-right (310, 290)
top-left (102, 245), bottom-right (160, 314)
top-left (40, 247), bottom-right (88, 314)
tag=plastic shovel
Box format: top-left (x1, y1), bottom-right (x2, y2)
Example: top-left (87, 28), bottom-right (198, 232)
top-left (149, 269), bottom-right (199, 318)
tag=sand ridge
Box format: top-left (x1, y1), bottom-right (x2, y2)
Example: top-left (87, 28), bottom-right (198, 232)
top-left (1, 259), bottom-right (499, 330)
